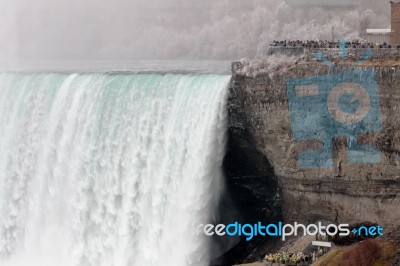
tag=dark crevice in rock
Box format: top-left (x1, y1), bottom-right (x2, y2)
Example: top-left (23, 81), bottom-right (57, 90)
top-left (211, 128), bottom-right (283, 265)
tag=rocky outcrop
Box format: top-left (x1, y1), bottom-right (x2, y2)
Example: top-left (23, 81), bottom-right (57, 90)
top-left (228, 52), bottom-right (400, 231)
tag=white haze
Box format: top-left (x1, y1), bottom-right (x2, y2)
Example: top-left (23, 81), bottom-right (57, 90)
top-left (0, 0), bottom-right (391, 68)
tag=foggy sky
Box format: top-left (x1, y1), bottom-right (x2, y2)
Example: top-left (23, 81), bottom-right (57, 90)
top-left (0, 0), bottom-right (391, 68)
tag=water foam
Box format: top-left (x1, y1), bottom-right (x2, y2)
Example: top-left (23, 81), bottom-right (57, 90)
top-left (0, 73), bottom-right (230, 266)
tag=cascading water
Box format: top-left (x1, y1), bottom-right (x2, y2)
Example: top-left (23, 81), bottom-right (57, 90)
top-left (0, 73), bottom-right (230, 266)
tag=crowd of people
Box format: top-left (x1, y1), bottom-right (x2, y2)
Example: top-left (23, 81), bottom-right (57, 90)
top-left (270, 40), bottom-right (400, 49)
top-left (264, 250), bottom-right (324, 265)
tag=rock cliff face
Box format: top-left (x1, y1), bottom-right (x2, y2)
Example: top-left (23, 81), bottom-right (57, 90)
top-left (227, 52), bottom-right (400, 232)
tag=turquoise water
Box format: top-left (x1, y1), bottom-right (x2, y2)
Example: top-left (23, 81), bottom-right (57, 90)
top-left (0, 73), bottom-right (231, 266)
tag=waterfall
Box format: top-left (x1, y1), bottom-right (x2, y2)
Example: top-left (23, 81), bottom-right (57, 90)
top-left (0, 73), bottom-right (230, 266)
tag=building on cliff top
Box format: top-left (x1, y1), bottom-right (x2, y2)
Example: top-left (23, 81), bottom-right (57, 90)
top-left (366, 29), bottom-right (391, 44)
top-left (391, 0), bottom-right (400, 45)
top-left (288, 0), bottom-right (400, 45)
top-left (367, 1), bottom-right (400, 45)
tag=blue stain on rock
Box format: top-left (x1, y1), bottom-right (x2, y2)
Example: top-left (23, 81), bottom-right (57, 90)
top-left (286, 61), bottom-right (382, 169)
top-left (339, 93), bottom-right (360, 114)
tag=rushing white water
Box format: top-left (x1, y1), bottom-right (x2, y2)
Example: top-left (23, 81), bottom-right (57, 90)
top-left (0, 73), bottom-right (230, 266)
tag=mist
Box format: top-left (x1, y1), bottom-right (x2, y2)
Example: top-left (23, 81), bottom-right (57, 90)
top-left (0, 0), bottom-right (391, 67)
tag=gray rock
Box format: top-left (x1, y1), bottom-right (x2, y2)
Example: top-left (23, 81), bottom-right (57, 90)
top-left (229, 54), bottom-right (400, 231)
